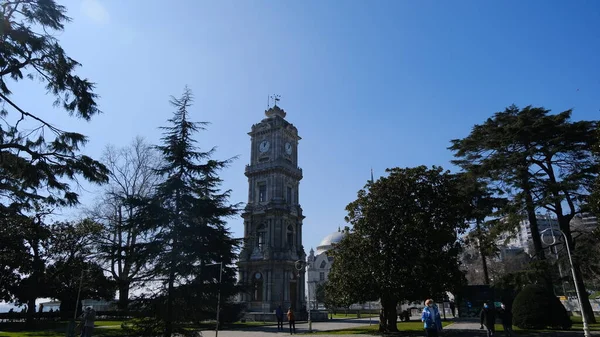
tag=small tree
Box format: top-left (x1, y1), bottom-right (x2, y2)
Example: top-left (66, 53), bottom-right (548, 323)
top-left (512, 284), bottom-right (571, 330)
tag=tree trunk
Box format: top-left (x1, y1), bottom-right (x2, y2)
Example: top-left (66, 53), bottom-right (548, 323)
top-left (562, 225), bottom-right (597, 324)
top-left (573, 265), bottom-right (596, 323)
top-left (379, 298), bottom-right (398, 332)
top-left (25, 298), bottom-right (36, 326)
top-left (117, 281), bottom-right (130, 310)
top-left (520, 171), bottom-right (553, 291)
top-left (476, 221), bottom-right (490, 285)
top-left (522, 183), bottom-right (544, 260)
top-left (164, 269), bottom-right (175, 337)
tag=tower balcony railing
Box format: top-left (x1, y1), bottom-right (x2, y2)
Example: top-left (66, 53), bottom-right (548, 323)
top-left (245, 159), bottom-right (302, 176)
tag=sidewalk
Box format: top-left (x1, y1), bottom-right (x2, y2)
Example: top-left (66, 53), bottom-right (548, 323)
top-left (200, 317), bottom-right (376, 337)
top-left (444, 318), bottom-right (600, 337)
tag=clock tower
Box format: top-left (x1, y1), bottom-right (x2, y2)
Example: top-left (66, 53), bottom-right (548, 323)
top-left (238, 101), bottom-right (306, 313)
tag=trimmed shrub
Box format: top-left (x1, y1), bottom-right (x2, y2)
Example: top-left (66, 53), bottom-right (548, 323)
top-left (512, 284), bottom-right (572, 330)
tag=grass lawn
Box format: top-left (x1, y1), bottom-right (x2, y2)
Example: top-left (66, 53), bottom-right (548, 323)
top-left (486, 316), bottom-right (600, 334)
top-left (314, 320), bottom-right (452, 335)
top-left (0, 321), bottom-right (129, 337)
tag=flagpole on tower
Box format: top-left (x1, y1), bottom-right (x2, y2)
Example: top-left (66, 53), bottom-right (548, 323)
top-left (370, 168), bottom-right (374, 184)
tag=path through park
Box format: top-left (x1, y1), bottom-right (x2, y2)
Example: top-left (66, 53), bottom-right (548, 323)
top-left (199, 317), bottom-right (600, 337)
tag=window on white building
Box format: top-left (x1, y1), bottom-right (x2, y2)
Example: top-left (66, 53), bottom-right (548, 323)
top-left (319, 272), bottom-right (325, 281)
top-left (320, 260), bottom-right (326, 269)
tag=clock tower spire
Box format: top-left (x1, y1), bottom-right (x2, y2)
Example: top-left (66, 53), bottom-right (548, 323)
top-left (238, 102), bottom-right (306, 313)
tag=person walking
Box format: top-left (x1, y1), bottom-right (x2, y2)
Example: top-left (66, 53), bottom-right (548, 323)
top-left (276, 305), bottom-right (284, 331)
top-left (480, 302), bottom-right (496, 337)
top-left (421, 299), bottom-right (442, 337)
top-left (79, 306), bottom-right (96, 337)
top-left (497, 303), bottom-right (513, 337)
top-left (287, 307), bottom-right (296, 334)
top-left (449, 300), bottom-right (456, 318)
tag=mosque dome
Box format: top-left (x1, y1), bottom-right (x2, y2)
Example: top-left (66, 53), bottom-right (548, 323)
top-left (316, 230), bottom-right (346, 255)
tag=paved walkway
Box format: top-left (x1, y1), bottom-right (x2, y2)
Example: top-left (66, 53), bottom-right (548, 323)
top-left (200, 318), bottom-right (599, 337)
top-left (201, 317), bottom-right (376, 337)
top-left (443, 318), bottom-right (599, 337)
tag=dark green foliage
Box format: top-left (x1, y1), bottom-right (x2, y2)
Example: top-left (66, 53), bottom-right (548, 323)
top-left (132, 87), bottom-right (240, 337)
top-left (315, 282), bottom-right (326, 307)
top-left (449, 105), bottom-right (598, 261)
top-left (457, 174), bottom-right (509, 285)
top-left (0, 0), bottom-right (108, 312)
top-left (328, 166), bottom-right (469, 332)
top-left (512, 284), bottom-right (572, 330)
top-left (493, 260), bottom-right (556, 294)
top-left (219, 302), bottom-right (246, 324)
top-left (449, 105), bottom-right (598, 323)
top-left (48, 259), bottom-right (116, 320)
top-left (0, 0), bottom-right (108, 211)
top-left (3, 216), bottom-right (113, 322)
top-left (573, 227), bottom-right (600, 286)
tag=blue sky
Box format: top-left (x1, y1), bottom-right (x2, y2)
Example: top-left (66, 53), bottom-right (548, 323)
top-left (11, 0), bottom-right (600, 256)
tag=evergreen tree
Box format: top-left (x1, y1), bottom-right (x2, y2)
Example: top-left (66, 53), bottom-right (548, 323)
top-left (0, 0), bottom-right (108, 303)
top-left (449, 105), bottom-right (598, 323)
top-left (0, 0), bottom-right (108, 211)
top-left (140, 87), bottom-right (240, 337)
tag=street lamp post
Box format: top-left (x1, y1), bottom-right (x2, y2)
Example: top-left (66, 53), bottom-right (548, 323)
top-left (207, 262), bottom-right (223, 337)
top-left (295, 260), bottom-right (311, 333)
top-left (541, 228), bottom-right (590, 337)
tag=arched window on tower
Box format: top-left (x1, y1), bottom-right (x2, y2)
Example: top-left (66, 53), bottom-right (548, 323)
top-left (287, 225), bottom-right (294, 247)
top-left (257, 224), bottom-right (267, 250)
top-left (320, 260), bottom-right (327, 269)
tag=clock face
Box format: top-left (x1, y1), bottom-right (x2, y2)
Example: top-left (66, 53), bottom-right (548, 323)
top-left (255, 272), bottom-right (261, 280)
top-left (259, 140), bottom-right (270, 153)
top-left (285, 142), bottom-right (292, 155)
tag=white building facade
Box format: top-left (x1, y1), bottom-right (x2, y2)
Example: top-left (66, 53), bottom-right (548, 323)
top-left (496, 215), bottom-right (560, 254)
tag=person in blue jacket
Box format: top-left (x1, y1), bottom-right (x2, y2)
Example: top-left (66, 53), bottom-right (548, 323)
top-left (421, 299), bottom-right (442, 337)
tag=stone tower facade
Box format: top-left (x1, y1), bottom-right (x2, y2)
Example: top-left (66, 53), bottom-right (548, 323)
top-left (238, 103), bottom-right (306, 313)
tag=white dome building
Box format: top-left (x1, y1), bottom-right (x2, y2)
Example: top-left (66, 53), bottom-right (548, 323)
top-left (306, 228), bottom-right (347, 303)
top-left (315, 230), bottom-right (345, 255)
top-left (306, 228), bottom-right (383, 312)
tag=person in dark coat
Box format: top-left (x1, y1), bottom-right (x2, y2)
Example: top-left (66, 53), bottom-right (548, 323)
top-left (449, 300), bottom-right (456, 318)
top-left (480, 302), bottom-right (496, 337)
top-left (497, 303), bottom-right (513, 337)
top-left (275, 305), bottom-right (284, 331)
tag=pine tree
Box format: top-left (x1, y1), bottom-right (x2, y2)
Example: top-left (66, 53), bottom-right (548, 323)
top-left (142, 87), bottom-right (240, 337)
top-left (449, 105), bottom-right (598, 323)
top-left (0, 0), bottom-right (108, 318)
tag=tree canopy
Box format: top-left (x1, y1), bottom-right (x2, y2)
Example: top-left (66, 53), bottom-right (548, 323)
top-left (0, 0), bottom-right (109, 212)
top-left (328, 166), bottom-right (469, 332)
top-left (449, 104), bottom-right (599, 323)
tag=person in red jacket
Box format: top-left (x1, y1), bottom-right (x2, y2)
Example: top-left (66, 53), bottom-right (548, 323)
top-left (287, 308), bottom-right (296, 334)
